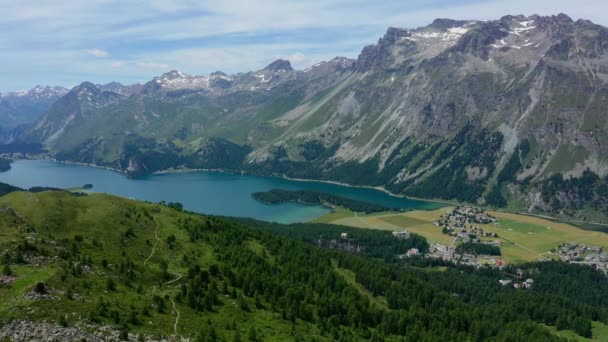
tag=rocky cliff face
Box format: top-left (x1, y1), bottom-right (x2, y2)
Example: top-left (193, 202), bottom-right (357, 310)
top-left (9, 14), bottom-right (608, 218)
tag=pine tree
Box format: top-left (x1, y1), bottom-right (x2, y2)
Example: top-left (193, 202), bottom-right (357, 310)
top-left (248, 327), bottom-right (258, 342)
top-left (2, 264), bottom-right (12, 276)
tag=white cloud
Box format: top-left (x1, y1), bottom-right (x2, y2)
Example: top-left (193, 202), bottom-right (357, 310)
top-left (2, 0), bottom-right (608, 91)
top-left (287, 52), bottom-right (308, 66)
top-left (87, 48), bottom-right (109, 58)
top-left (135, 61), bottom-right (170, 69)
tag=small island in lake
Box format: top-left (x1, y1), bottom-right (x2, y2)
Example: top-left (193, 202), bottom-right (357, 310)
top-left (252, 188), bottom-right (394, 213)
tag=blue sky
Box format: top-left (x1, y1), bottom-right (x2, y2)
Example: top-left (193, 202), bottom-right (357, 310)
top-left (1, 0), bottom-right (607, 91)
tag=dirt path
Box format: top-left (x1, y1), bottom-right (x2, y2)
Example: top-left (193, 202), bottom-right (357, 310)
top-left (141, 215), bottom-right (183, 339)
top-left (171, 298), bottom-right (181, 338)
top-left (167, 272), bottom-right (183, 340)
top-left (164, 272), bottom-right (183, 286)
top-left (144, 216), bottom-right (160, 267)
top-left (353, 211), bottom-right (375, 229)
top-left (501, 236), bottom-right (545, 258)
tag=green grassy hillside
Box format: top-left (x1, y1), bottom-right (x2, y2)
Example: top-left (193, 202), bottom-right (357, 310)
top-left (0, 191), bottom-right (323, 341)
top-left (0, 189), bottom-right (608, 340)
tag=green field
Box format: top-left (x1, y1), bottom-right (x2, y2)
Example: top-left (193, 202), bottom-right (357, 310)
top-left (316, 207), bottom-right (608, 264)
top-left (543, 321), bottom-right (608, 341)
top-left (378, 215), bottom-right (428, 228)
top-left (312, 207), bottom-right (355, 223)
top-left (495, 218), bottom-right (548, 234)
top-left (320, 208), bottom-right (455, 245)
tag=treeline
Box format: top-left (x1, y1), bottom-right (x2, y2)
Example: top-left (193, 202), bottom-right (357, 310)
top-left (541, 169), bottom-right (608, 213)
top-left (0, 158), bottom-right (11, 172)
top-left (0, 181), bottom-right (81, 197)
top-left (252, 189), bottom-right (392, 213)
top-left (407, 127), bottom-right (504, 203)
top-left (234, 218), bottom-right (429, 261)
top-left (179, 217), bottom-right (576, 340)
top-left (486, 140), bottom-right (530, 207)
top-left (0, 181), bottom-right (22, 196)
top-left (3, 190), bottom-right (608, 340)
top-left (226, 218), bottom-right (606, 339)
top-left (0, 143), bottom-right (45, 154)
top-left (455, 242), bottom-right (501, 256)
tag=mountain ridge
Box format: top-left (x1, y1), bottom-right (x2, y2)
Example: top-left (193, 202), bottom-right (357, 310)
top-left (6, 13), bottom-right (608, 221)
top-left (0, 85), bottom-right (69, 141)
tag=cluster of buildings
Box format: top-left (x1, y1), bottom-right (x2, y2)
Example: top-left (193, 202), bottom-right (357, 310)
top-left (498, 278), bottom-right (534, 289)
top-left (554, 243), bottom-right (608, 273)
top-left (318, 233), bottom-right (365, 254)
top-left (449, 226), bottom-right (500, 245)
top-left (439, 206), bottom-right (498, 229)
top-left (425, 206), bottom-right (503, 266)
top-left (437, 207), bottom-right (499, 243)
top-left (392, 230), bottom-right (411, 240)
top-left (499, 269), bottom-right (534, 289)
top-left (427, 243), bottom-right (499, 267)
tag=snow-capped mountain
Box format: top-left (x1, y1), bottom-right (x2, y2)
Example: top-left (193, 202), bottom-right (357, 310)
top-left (0, 85), bottom-right (68, 132)
top-left (10, 14), bottom-right (608, 218)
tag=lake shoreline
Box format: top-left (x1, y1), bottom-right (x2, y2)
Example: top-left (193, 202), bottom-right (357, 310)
top-left (4, 158), bottom-right (608, 229)
top-left (6, 157), bottom-right (454, 209)
top-left (155, 167), bottom-right (452, 207)
top-left (153, 165), bottom-right (451, 207)
top-left (63, 162), bottom-right (608, 228)
top-left (8, 155), bottom-right (128, 174)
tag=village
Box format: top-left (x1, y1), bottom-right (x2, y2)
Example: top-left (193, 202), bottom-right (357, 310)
top-left (428, 206), bottom-right (502, 266)
top-left (553, 243), bottom-right (608, 273)
top-left (388, 206), bottom-right (608, 287)
top-left (389, 207), bottom-right (509, 269)
top-left (398, 206), bottom-right (532, 288)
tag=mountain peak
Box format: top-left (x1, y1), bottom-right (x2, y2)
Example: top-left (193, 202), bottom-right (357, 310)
top-left (74, 81), bottom-right (98, 91)
top-left (554, 13), bottom-right (573, 23)
top-left (428, 18), bottom-right (471, 30)
top-left (101, 81), bottom-right (124, 88)
top-left (160, 70), bottom-right (189, 79)
top-left (264, 59), bottom-right (293, 72)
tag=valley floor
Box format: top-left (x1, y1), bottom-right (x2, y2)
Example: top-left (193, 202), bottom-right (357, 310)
top-left (314, 207), bottom-right (608, 265)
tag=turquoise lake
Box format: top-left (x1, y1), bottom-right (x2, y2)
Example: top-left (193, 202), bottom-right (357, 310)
top-left (0, 159), bottom-right (443, 223)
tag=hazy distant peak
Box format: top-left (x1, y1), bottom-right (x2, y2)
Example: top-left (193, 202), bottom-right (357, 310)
top-left (263, 59), bottom-right (293, 72)
top-left (160, 70), bottom-right (190, 79)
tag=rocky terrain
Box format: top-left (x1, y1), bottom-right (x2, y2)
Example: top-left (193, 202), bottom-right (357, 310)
top-left (0, 320), bottom-right (149, 342)
top-left (5, 13), bottom-right (608, 220)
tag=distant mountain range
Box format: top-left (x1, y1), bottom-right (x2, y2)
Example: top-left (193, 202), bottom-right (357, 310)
top-left (5, 13), bottom-right (608, 221)
top-left (0, 86), bottom-right (68, 134)
top-left (0, 82), bottom-right (142, 133)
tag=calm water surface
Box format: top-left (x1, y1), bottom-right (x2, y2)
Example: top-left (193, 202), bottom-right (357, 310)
top-left (0, 159), bottom-right (443, 223)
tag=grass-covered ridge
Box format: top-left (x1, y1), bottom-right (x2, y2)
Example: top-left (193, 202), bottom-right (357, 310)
top-left (0, 188), bottom-right (607, 340)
